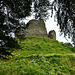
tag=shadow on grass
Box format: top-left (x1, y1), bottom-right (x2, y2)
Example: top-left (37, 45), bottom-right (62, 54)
top-left (0, 47), bottom-right (12, 59)
top-left (70, 47), bottom-right (75, 53)
top-left (0, 39), bottom-right (20, 59)
top-left (16, 36), bottom-right (27, 41)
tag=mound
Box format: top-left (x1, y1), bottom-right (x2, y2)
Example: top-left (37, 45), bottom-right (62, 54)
top-left (0, 36), bottom-right (75, 75)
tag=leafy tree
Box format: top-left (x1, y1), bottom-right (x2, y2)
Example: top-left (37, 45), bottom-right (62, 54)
top-left (29, 0), bottom-right (75, 46)
top-left (0, 0), bottom-right (75, 47)
top-left (52, 0), bottom-right (75, 46)
top-left (0, 0), bottom-right (32, 46)
top-left (34, 0), bottom-right (50, 20)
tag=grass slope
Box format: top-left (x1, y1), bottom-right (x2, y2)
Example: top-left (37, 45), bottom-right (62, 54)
top-left (0, 36), bottom-right (75, 75)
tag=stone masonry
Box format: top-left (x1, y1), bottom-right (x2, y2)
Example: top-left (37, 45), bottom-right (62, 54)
top-left (15, 19), bottom-right (47, 37)
top-left (15, 19), bottom-right (56, 40)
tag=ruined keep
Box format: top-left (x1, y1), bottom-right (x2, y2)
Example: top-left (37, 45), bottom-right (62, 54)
top-left (15, 19), bottom-right (56, 40)
top-left (15, 19), bottom-right (47, 37)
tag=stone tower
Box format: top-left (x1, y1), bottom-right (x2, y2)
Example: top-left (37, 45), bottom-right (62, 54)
top-left (15, 19), bottom-right (47, 37)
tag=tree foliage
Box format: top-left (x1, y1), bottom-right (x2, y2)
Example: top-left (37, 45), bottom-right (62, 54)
top-left (52, 0), bottom-right (75, 45)
top-left (0, 0), bottom-right (75, 46)
top-left (0, 0), bottom-right (32, 46)
top-left (33, 0), bottom-right (50, 20)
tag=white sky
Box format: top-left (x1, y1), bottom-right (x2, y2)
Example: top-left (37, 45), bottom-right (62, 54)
top-left (45, 16), bottom-right (72, 43)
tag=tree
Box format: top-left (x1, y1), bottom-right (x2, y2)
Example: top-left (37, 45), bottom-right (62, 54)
top-left (0, 0), bottom-right (32, 46)
top-left (34, 0), bottom-right (50, 20)
top-left (0, 0), bottom-right (75, 46)
top-left (52, 0), bottom-right (75, 46)
top-left (30, 0), bottom-right (75, 46)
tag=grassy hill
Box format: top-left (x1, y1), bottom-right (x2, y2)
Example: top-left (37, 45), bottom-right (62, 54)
top-left (0, 36), bottom-right (75, 75)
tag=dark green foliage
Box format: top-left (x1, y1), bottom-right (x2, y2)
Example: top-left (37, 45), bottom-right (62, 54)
top-left (2, 0), bottom-right (32, 18)
top-left (0, 46), bottom-right (12, 59)
top-left (70, 47), bottom-right (75, 53)
top-left (0, 38), bottom-right (20, 59)
top-left (0, 0), bottom-right (32, 47)
top-left (34, 0), bottom-right (50, 20)
top-left (53, 0), bottom-right (75, 46)
top-left (64, 43), bottom-right (73, 47)
top-left (0, 0), bottom-right (75, 47)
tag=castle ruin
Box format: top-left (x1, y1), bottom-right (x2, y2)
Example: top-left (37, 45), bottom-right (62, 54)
top-left (15, 19), bottom-right (56, 40)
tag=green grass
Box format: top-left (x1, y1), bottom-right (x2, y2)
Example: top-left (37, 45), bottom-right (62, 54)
top-left (0, 36), bottom-right (75, 75)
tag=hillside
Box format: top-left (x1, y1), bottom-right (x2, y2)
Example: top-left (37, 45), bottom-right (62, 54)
top-left (0, 36), bottom-right (75, 75)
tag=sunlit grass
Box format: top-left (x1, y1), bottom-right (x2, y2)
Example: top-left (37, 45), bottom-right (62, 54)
top-left (0, 36), bottom-right (75, 75)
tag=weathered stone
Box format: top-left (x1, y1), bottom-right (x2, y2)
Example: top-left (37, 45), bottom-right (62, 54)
top-left (15, 19), bottom-right (47, 37)
top-left (48, 30), bottom-right (56, 40)
top-left (15, 19), bottom-right (57, 40)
